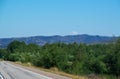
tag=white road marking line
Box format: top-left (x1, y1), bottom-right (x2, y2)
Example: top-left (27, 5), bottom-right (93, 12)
top-left (5, 62), bottom-right (52, 79)
top-left (0, 73), bottom-right (4, 79)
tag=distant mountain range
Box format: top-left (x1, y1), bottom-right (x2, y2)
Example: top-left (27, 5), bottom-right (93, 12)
top-left (0, 34), bottom-right (118, 48)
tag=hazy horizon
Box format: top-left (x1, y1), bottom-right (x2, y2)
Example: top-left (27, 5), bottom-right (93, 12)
top-left (0, 34), bottom-right (118, 39)
top-left (0, 0), bottom-right (120, 38)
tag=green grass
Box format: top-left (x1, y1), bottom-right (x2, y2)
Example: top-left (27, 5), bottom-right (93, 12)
top-left (102, 75), bottom-right (119, 79)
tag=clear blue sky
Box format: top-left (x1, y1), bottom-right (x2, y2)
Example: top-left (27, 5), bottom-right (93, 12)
top-left (0, 0), bottom-right (120, 38)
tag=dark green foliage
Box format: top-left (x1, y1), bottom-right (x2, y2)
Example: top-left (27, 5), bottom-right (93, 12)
top-left (0, 49), bottom-right (8, 59)
top-left (7, 40), bottom-right (26, 53)
top-left (104, 39), bottom-right (120, 76)
top-left (0, 39), bottom-right (120, 77)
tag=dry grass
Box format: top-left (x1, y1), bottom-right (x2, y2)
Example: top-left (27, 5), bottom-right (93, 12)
top-left (7, 61), bottom-right (119, 79)
top-left (14, 61), bottom-right (88, 79)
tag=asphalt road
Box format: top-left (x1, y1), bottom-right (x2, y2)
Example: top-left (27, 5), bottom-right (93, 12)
top-left (0, 61), bottom-right (52, 79)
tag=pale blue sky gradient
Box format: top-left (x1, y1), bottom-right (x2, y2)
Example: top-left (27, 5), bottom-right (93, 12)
top-left (0, 0), bottom-right (120, 38)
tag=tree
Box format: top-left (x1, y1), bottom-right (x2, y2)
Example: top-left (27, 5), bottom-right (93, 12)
top-left (0, 49), bottom-right (7, 59)
top-left (7, 40), bottom-right (26, 53)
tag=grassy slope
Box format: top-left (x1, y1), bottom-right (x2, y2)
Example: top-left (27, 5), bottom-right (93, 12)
top-left (9, 61), bottom-right (119, 79)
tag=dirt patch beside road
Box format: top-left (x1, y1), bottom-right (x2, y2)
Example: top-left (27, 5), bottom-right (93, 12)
top-left (7, 61), bottom-right (72, 79)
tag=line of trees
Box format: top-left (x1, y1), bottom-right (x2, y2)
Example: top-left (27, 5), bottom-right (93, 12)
top-left (0, 39), bottom-right (120, 77)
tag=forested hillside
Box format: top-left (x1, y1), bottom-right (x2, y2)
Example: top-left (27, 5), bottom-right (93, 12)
top-left (0, 39), bottom-right (120, 78)
top-left (0, 34), bottom-right (116, 48)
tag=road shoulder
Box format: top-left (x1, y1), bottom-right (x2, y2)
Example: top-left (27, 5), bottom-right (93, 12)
top-left (7, 61), bottom-right (72, 79)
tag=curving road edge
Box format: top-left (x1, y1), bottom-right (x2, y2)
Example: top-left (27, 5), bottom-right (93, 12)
top-left (0, 61), bottom-right (52, 79)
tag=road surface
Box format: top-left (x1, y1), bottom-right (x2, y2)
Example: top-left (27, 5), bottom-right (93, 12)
top-left (0, 61), bottom-right (52, 79)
